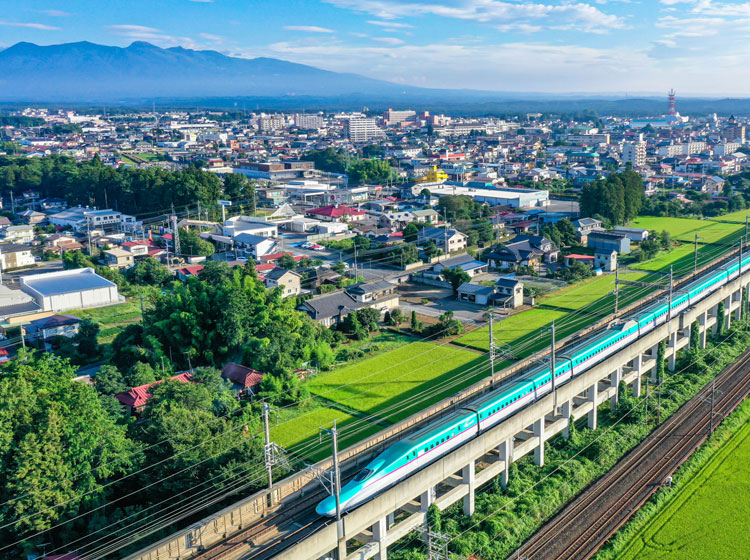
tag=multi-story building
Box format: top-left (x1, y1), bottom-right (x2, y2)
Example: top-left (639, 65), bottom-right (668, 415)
top-left (345, 117), bottom-right (384, 143)
top-left (714, 142), bottom-right (741, 156)
top-left (723, 116), bottom-right (745, 143)
top-left (657, 142), bottom-right (707, 157)
top-left (622, 141), bottom-right (647, 168)
top-left (49, 207), bottom-right (138, 232)
top-left (0, 244), bottom-right (34, 270)
top-left (295, 114), bottom-right (325, 130)
top-left (384, 108), bottom-right (416, 126)
top-left (258, 115), bottom-right (286, 133)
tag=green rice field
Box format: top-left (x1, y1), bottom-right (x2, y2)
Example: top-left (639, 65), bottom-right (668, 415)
top-left (307, 342), bottom-right (483, 422)
top-left (627, 216), bottom-right (711, 238)
top-left (617, 417), bottom-right (750, 560)
top-left (674, 221), bottom-right (743, 244)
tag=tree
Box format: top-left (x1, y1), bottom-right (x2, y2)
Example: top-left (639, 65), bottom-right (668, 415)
top-left (357, 307), bottom-right (381, 332)
top-left (332, 261), bottom-right (347, 274)
top-left (63, 250), bottom-right (95, 270)
top-left (410, 310), bottom-right (421, 333)
top-left (442, 267), bottom-right (471, 294)
top-left (717, 301), bottom-right (726, 336)
top-left (640, 239), bottom-right (660, 261)
top-left (403, 222), bottom-right (420, 243)
top-left (128, 361), bottom-right (157, 387)
top-left (390, 308), bottom-right (404, 326)
top-left (0, 354), bottom-right (134, 541)
top-left (341, 311), bottom-right (367, 340)
top-left (179, 228), bottom-right (215, 257)
top-left (657, 340), bottom-right (666, 384)
top-left (426, 503), bottom-right (442, 533)
top-left (126, 257), bottom-right (170, 285)
top-left (96, 364), bottom-right (127, 395)
top-left (423, 240), bottom-right (440, 259)
top-left (278, 253), bottom-right (297, 270)
top-left (74, 319), bottom-right (100, 361)
top-left (659, 230), bottom-right (671, 250)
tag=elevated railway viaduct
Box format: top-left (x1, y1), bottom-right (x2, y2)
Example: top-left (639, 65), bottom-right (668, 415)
top-left (127, 254), bottom-right (750, 560)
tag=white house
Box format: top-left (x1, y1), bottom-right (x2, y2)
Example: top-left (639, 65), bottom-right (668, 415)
top-left (49, 207), bottom-right (138, 232)
top-left (1, 225), bottom-right (34, 244)
top-left (233, 233), bottom-right (276, 259)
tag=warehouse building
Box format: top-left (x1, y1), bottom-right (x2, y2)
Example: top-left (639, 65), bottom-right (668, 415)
top-left (20, 267), bottom-right (121, 312)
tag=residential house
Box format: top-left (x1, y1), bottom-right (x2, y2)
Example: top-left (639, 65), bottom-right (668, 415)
top-left (103, 248), bottom-right (134, 269)
top-left (264, 267), bottom-right (301, 297)
top-left (233, 233), bottom-right (276, 259)
top-left (418, 227), bottom-right (468, 254)
top-left (49, 207), bottom-right (138, 232)
top-left (115, 372), bottom-right (193, 416)
top-left (1, 225), bottom-right (34, 244)
top-left (495, 277), bottom-right (525, 308)
top-left (594, 250), bottom-right (617, 272)
top-left (612, 226), bottom-right (649, 242)
top-left (121, 240), bottom-right (153, 258)
top-left (457, 283), bottom-right (495, 306)
top-left (221, 363), bottom-right (264, 397)
top-left (299, 280), bottom-right (399, 327)
top-left (176, 265), bottom-right (204, 281)
top-left (16, 210), bottom-right (46, 225)
top-left (587, 231), bottom-right (631, 254)
top-left (0, 244), bottom-right (34, 270)
top-left (223, 216), bottom-right (278, 238)
top-left (426, 254), bottom-right (489, 280)
top-left (306, 204), bottom-right (366, 223)
top-left (411, 209), bottom-right (440, 223)
top-left (485, 235), bottom-right (559, 271)
top-left (25, 314), bottom-right (81, 342)
top-left (572, 217), bottom-right (603, 242)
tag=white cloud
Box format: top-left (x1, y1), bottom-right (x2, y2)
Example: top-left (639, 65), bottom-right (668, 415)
top-left (105, 25), bottom-right (205, 49)
top-left (325, 0), bottom-right (625, 32)
top-left (367, 19), bottom-right (413, 28)
top-left (372, 36), bottom-right (405, 44)
top-left (37, 10), bottom-right (71, 17)
top-left (0, 20), bottom-right (60, 30)
top-left (283, 25), bottom-right (335, 33)
top-left (199, 33), bottom-right (225, 42)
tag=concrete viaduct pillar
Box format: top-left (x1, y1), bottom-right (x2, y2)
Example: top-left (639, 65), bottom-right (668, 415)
top-left (420, 487), bottom-right (435, 544)
top-left (632, 354), bottom-right (642, 398)
top-left (463, 460), bottom-right (475, 516)
top-left (668, 330), bottom-right (677, 372)
top-left (650, 344), bottom-right (659, 383)
top-left (561, 399), bottom-right (572, 438)
top-left (588, 383), bottom-right (598, 430)
top-left (610, 367), bottom-right (621, 411)
top-left (499, 438), bottom-right (512, 490)
top-left (700, 310), bottom-right (708, 349)
top-left (726, 295), bottom-right (732, 330)
top-left (711, 304), bottom-right (719, 336)
top-left (372, 517), bottom-right (387, 560)
top-left (533, 417), bottom-right (545, 467)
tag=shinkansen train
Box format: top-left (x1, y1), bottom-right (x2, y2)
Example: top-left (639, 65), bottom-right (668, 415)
top-left (316, 252), bottom-right (748, 516)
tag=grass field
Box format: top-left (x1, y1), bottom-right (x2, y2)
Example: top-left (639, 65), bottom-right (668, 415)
top-left (709, 207), bottom-right (750, 223)
top-left (627, 216), bottom-right (710, 238)
top-left (76, 300), bottom-right (143, 343)
top-left (617, 416), bottom-right (750, 560)
top-left (307, 342), bottom-right (483, 423)
top-left (455, 272), bottom-right (646, 352)
top-left (631, 243), bottom-right (696, 272)
top-left (674, 221), bottom-right (743, 244)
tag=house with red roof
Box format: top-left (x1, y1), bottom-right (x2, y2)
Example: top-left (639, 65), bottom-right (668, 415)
top-left (306, 204), bottom-right (366, 223)
top-left (115, 372), bottom-right (193, 415)
top-left (221, 363), bottom-right (264, 397)
top-left (176, 265), bottom-right (204, 281)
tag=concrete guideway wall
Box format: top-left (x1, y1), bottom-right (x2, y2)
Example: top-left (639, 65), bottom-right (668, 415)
top-left (277, 274), bottom-right (748, 560)
top-left (125, 251), bottom-right (747, 560)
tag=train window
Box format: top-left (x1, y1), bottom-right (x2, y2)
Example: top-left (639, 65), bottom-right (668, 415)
top-left (353, 468), bottom-right (374, 482)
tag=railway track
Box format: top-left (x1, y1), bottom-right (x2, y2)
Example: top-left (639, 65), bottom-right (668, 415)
top-left (514, 344), bottom-right (750, 560)
top-left (189, 489), bottom-right (324, 560)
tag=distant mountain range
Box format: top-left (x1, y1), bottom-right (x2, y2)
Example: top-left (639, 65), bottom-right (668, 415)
top-left (2, 41), bottom-right (750, 116)
top-left (0, 40), bottom-right (432, 102)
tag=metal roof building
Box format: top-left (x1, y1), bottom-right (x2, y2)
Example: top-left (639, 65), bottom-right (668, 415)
top-left (20, 267), bottom-right (121, 312)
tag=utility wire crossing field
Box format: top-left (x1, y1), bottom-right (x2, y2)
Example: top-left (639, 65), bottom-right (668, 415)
top-left (306, 342), bottom-right (483, 422)
top-left (618, 417), bottom-right (750, 560)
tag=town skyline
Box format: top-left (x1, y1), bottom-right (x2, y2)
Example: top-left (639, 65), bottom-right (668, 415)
top-left (3, 0), bottom-right (750, 95)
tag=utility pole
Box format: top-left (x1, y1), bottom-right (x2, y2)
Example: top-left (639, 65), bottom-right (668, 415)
top-left (443, 210), bottom-right (448, 261)
top-left (710, 377), bottom-right (715, 433)
top-left (548, 320), bottom-right (557, 408)
top-left (320, 421), bottom-right (345, 559)
top-left (489, 307), bottom-right (496, 387)
top-left (263, 401), bottom-right (278, 493)
top-left (182, 351), bottom-right (192, 371)
top-left (614, 262), bottom-right (619, 315)
top-left (693, 233), bottom-right (698, 274)
top-left (667, 265), bottom-right (673, 322)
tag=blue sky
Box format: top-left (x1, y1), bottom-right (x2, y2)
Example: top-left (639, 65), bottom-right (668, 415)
top-left (1, 0), bottom-right (750, 94)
